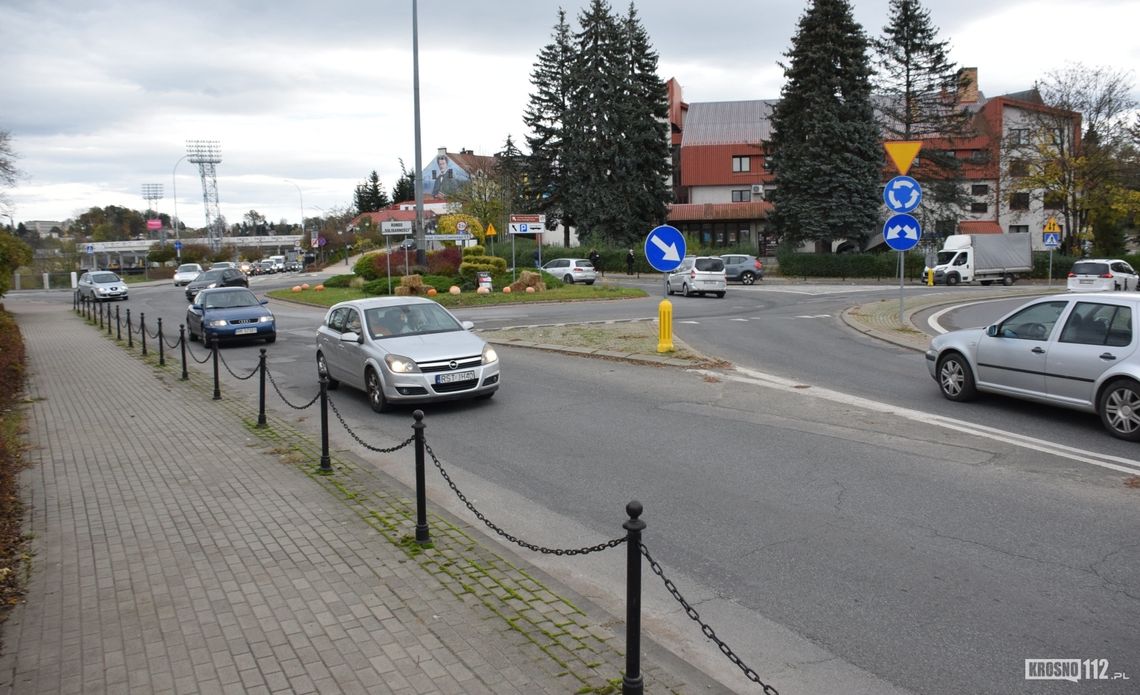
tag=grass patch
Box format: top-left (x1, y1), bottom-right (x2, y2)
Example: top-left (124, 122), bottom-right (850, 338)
top-left (268, 283), bottom-right (646, 309)
top-left (0, 307), bottom-right (31, 648)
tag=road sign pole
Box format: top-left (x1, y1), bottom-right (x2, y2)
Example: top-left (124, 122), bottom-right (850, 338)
top-left (899, 251), bottom-right (905, 326)
top-left (1049, 249), bottom-right (1054, 287)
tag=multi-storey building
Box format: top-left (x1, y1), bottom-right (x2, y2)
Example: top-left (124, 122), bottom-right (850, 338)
top-left (667, 69), bottom-right (1082, 253)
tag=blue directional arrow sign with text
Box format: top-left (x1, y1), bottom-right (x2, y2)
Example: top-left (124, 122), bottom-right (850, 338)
top-left (883, 214), bottom-right (921, 251)
top-left (644, 225), bottom-right (686, 272)
top-left (883, 175), bottom-right (922, 214)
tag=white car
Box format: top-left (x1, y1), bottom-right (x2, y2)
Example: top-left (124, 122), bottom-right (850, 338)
top-left (173, 263), bottom-right (203, 286)
top-left (927, 292), bottom-right (1140, 440)
top-left (666, 256), bottom-right (727, 298)
top-left (1067, 259), bottom-right (1139, 292)
top-left (315, 297), bottom-right (500, 412)
top-left (541, 258), bottom-right (597, 284)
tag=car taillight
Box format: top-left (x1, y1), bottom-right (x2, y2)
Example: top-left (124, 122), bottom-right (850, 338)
top-left (1067, 272), bottom-right (1076, 278)
top-left (754, 260), bottom-right (763, 270)
top-left (1102, 273), bottom-right (1114, 278)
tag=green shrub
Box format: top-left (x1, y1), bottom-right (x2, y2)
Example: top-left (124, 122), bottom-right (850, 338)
top-left (362, 279), bottom-right (392, 295)
top-left (323, 273), bottom-right (355, 288)
top-left (462, 245), bottom-right (486, 257)
top-left (419, 274), bottom-right (459, 293)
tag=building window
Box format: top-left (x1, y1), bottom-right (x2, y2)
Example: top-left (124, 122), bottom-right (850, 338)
top-left (1010, 192), bottom-right (1030, 210)
top-left (731, 189), bottom-right (751, 203)
top-left (1009, 225), bottom-right (1029, 234)
top-left (1009, 128), bottom-right (1030, 145)
top-left (970, 202), bottom-right (988, 213)
top-left (971, 184), bottom-right (989, 196)
top-left (1009, 160), bottom-right (1029, 177)
top-left (732, 156), bottom-right (751, 173)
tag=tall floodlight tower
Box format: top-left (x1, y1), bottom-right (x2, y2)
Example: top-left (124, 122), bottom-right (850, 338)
top-left (186, 140), bottom-right (223, 250)
top-left (141, 183), bottom-right (164, 243)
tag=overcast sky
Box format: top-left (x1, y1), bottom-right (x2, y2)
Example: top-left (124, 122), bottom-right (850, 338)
top-left (2, 0), bottom-right (1137, 229)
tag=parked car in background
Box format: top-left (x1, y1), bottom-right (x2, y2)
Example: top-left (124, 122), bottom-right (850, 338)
top-left (315, 297), bottom-right (500, 413)
top-left (77, 270), bottom-right (129, 302)
top-left (173, 263), bottom-right (203, 286)
top-left (1067, 259), bottom-right (1139, 292)
top-left (238, 260), bottom-right (253, 274)
top-left (210, 261), bottom-right (237, 271)
top-left (720, 254), bottom-right (764, 285)
top-left (286, 261), bottom-right (303, 272)
top-left (186, 287), bottom-right (276, 345)
top-left (666, 256), bottom-right (726, 298)
top-left (541, 258), bottom-right (597, 285)
top-left (926, 292), bottom-right (1140, 440)
top-left (185, 267), bottom-right (249, 301)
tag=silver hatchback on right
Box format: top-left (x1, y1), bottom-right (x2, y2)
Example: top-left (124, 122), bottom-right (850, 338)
top-left (1066, 258), bottom-right (1139, 292)
top-left (926, 292), bottom-right (1140, 439)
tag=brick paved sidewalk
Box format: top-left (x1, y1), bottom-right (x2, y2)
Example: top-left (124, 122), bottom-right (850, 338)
top-left (0, 302), bottom-right (729, 695)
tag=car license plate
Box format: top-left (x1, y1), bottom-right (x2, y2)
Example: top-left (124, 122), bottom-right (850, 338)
top-left (436, 370), bottom-right (475, 384)
top-left (1079, 279), bottom-right (1093, 284)
top-left (235, 328), bottom-right (257, 335)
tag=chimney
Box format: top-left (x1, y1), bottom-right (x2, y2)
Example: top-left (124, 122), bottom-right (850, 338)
top-left (437, 147), bottom-right (447, 158)
top-left (956, 67), bottom-right (979, 104)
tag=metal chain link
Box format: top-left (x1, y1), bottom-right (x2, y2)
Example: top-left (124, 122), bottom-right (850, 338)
top-left (640, 542), bottom-right (779, 694)
top-left (183, 338), bottom-right (214, 364)
top-left (162, 332), bottom-right (182, 350)
top-left (264, 366), bottom-right (321, 409)
top-left (145, 324), bottom-right (161, 339)
top-left (217, 350), bottom-right (260, 381)
top-left (423, 438), bottom-right (626, 556)
top-left (325, 395), bottom-right (415, 454)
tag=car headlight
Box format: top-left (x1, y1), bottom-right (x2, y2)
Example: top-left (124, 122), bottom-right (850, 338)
top-left (208, 319), bottom-right (228, 327)
top-left (258, 316), bottom-right (274, 323)
top-left (384, 354), bottom-right (420, 374)
top-left (482, 345), bottom-right (498, 364)
top-left (207, 282), bottom-right (218, 289)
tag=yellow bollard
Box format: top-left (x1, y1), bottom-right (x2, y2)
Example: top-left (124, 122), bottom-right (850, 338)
top-left (657, 299), bottom-right (674, 353)
top-left (927, 268), bottom-right (934, 286)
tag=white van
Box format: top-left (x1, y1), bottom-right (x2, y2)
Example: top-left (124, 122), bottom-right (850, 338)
top-left (268, 255), bottom-right (286, 272)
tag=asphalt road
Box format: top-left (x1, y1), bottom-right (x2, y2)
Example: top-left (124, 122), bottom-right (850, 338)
top-left (18, 277), bottom-right (1140, 695)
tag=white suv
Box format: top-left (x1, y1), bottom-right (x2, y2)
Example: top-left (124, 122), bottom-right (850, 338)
top-left (666, 256), bottom-right (727, 298)
top-left (1067, 259), bottom-right (1139, 292)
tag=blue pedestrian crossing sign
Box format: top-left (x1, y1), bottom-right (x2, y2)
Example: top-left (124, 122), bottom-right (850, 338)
top-left (644, 225), bottom-right (686, 272)
top-left (883, 176), bottom-right (922, 214)
top-left (883, 214), bottom-right (921, 251)
top-left (174, 240), bottom-right (182, 251)
top-left (1043, 232), bottom-right (1060, 249)
top-left (85, 244), bottom-right (94, 254)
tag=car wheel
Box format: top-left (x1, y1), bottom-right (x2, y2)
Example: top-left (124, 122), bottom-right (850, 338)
top-left (585, 280), bottom-right (594, 285)
top-left (563, 274), bottom-right (574, 284)
top-left (666, 281), bottom-right (673, 296)
top-left (1002, 274), bottom-right (1015, 286)
top-left (937, 353), bottom-right (977, 402)
top-left (946, 273), bottom-right (960, 286)
top-left (1098, 379), bottom-right (1140, 441)
top-left (187, 320), bottom-right (198, 341)
top-left (715, 291), bottom-right (726, 298)
top-left (740, 271), bottom-right (756, 285)
top-left (365, 368), bottom-right (391, 413)
top-left (979, 280), bottom-right (993, 286)
top-left (264, 334), bottom-right (276, 344)
top-left (682, 283), bottom-right (692, 297)
top-left (316, 352), bottom-right (339, 389)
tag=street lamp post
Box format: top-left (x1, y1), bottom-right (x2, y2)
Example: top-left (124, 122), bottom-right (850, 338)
top-left (172, 154), bottom-right (188, 243)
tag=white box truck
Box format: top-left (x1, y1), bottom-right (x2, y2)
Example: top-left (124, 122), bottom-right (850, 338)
top-left (925, 233), bottom-right (1033, 286)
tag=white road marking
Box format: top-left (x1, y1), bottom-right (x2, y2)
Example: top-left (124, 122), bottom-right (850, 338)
top-left (699, 365), bottom-right (1140, 477)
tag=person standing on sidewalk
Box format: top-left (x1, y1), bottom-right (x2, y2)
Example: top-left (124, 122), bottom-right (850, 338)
top-left (626, 249), bottom-right (635, 275)
top-left (589, 248), bottom-right (602, 278)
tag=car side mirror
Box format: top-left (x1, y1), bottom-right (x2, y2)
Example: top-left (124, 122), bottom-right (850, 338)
top-left (986, 325), bottom-right (999, 337)
top-left (341, 331), bottom-right (362, 344)
top-left (260, 299), bottom-right (268, 306)
top-left (461, 320), bottom-right (474, 330)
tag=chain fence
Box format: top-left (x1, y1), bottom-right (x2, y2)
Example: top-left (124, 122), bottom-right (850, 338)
top-left (218, 349), bottom-right (260, 380)
top-left (162, 330), bottom-right (183, 350)
top-left (423, 438), bottom-right (626, 556)
top-left (264, 365), bottom-right (321, 410)
top-left (183, 338), bottom-right (214, 364)
top-left (325, 395), bottom-right (415, 454)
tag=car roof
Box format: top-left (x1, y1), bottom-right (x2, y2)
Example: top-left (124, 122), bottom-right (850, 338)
top-left (331, 297), bottom-right (437, 312)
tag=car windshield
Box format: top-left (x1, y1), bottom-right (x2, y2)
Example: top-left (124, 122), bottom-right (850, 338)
top-left (364, 303), bottom-right (462, 339)
top-left (694, 258), bottom-right (724, 272)
top-left (91, 273), bottom-right (120, 283)
top-left (1071, 261), bottom-right (1109, 276)
top-left (177, 264), bottom-right (199, 272)
top-left (577, 260), bottom-right (594, 269)
top-left (195, 270), bottom-right (224, 282)
top-left (201, 290), bottom-right (258, 309)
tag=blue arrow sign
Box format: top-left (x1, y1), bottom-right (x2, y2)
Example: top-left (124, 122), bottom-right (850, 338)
top-left (644, 225), bottom-right (686, 272)
top-left (173, 240), bottom-right (182, 250)
top-left (883, 214), bottom-right (921, 251)
top-left (1043, 232), bottom-right (1060, 249)
top-left (883, 176), bottom-right (922, 214)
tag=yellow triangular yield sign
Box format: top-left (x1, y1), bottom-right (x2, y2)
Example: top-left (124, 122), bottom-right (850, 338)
top-left (486, 222), bottom-right (497, 237)
top-left (1043, 217), bottom-right (1061, 233)
top-left (884, 141), bottom-right (923, 176)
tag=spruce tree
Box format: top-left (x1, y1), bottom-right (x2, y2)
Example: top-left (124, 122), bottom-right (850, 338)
top-left (769, 0), bottom-right (882, 251)
top-left (523, 10), bottom-right (574, 244)
top-left (874, 0), bottom-right (973, 240)
top-left (391, 159), bottom-right (415, 204)
top-left (353, 170), bottom-right (391, 213)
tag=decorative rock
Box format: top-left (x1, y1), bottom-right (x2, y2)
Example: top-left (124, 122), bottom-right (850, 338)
top-left (301, 283), bottom-right (311, 290)
top-left (427, 288), bottom-right (438, 297)
top-left (502, 287), bottom-right (511, 293)
top-left (291, 286), bottom-right (302, 292)
top-left (314, 284), bottom-right (325, 291)
top-left (476, 286), bottom-right (490, 294)
top-left (526, 286), bottom-right (536, 293)
top-left (449, 286), bottom-right (461, 295)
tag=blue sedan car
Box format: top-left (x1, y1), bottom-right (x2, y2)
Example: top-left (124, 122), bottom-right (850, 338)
top-left (186, 287), bottom-right (277, 345)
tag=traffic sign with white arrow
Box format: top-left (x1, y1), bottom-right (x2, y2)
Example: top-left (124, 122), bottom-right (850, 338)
top-left (883, 175), bottom-right (922, 214)
top-left (882, 214), bottom-right (921, 251)
top-left (644, 225), bottom-right (686, 272)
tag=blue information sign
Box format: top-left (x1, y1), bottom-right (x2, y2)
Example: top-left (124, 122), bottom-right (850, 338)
top-left (85, 244), bottom-right (94, 254)
top-left (883, 214), bottom-right (921, 251)
top-left (883, 176), bottom-right (922, 214)
top-left (644, 225), bottom-right (686, 272)
top-left (173, 240), bottom-right (182, 250)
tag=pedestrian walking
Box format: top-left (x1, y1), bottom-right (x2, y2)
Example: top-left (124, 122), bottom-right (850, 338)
top-left (588, 248), bottom-right (602, 277)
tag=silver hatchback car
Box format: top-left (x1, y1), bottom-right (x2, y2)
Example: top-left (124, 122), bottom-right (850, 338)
top-left (315, 297), bottom-right (500, 412)
top-left (666, 256), bottom-right (727, 298)
top-left (926, 292), bottom-right (1140, 439)
top-left (77, 270), bottom-right (129, 302)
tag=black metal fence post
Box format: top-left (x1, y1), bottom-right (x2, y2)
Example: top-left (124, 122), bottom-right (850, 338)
top-left (257, 348), bottom-right (267, 428)
top-left (211, 339), bottom-right (221, 400)
top-left (139, 313), bottom-right (147, 356)
top-left (623, 501), bottom-right (646, 695)
top-left (126, 308), bottom-right (133, 348)
top-left (413, 409), bottom-right (429, 545)
top-left (115, 306), bottom-right (121, 341)
top-left (319, 376), bottom-right (331, 470)
top-left (179, 325), bottom-right (188, 381)
top-left (73, 290), bottom-right (78, 312)
top-left (157, 318), bottom-right (166, 366)
top-left (98, 301), bottom-right (105, 330)
top-left (107, 305), bottom-right (113, 336)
